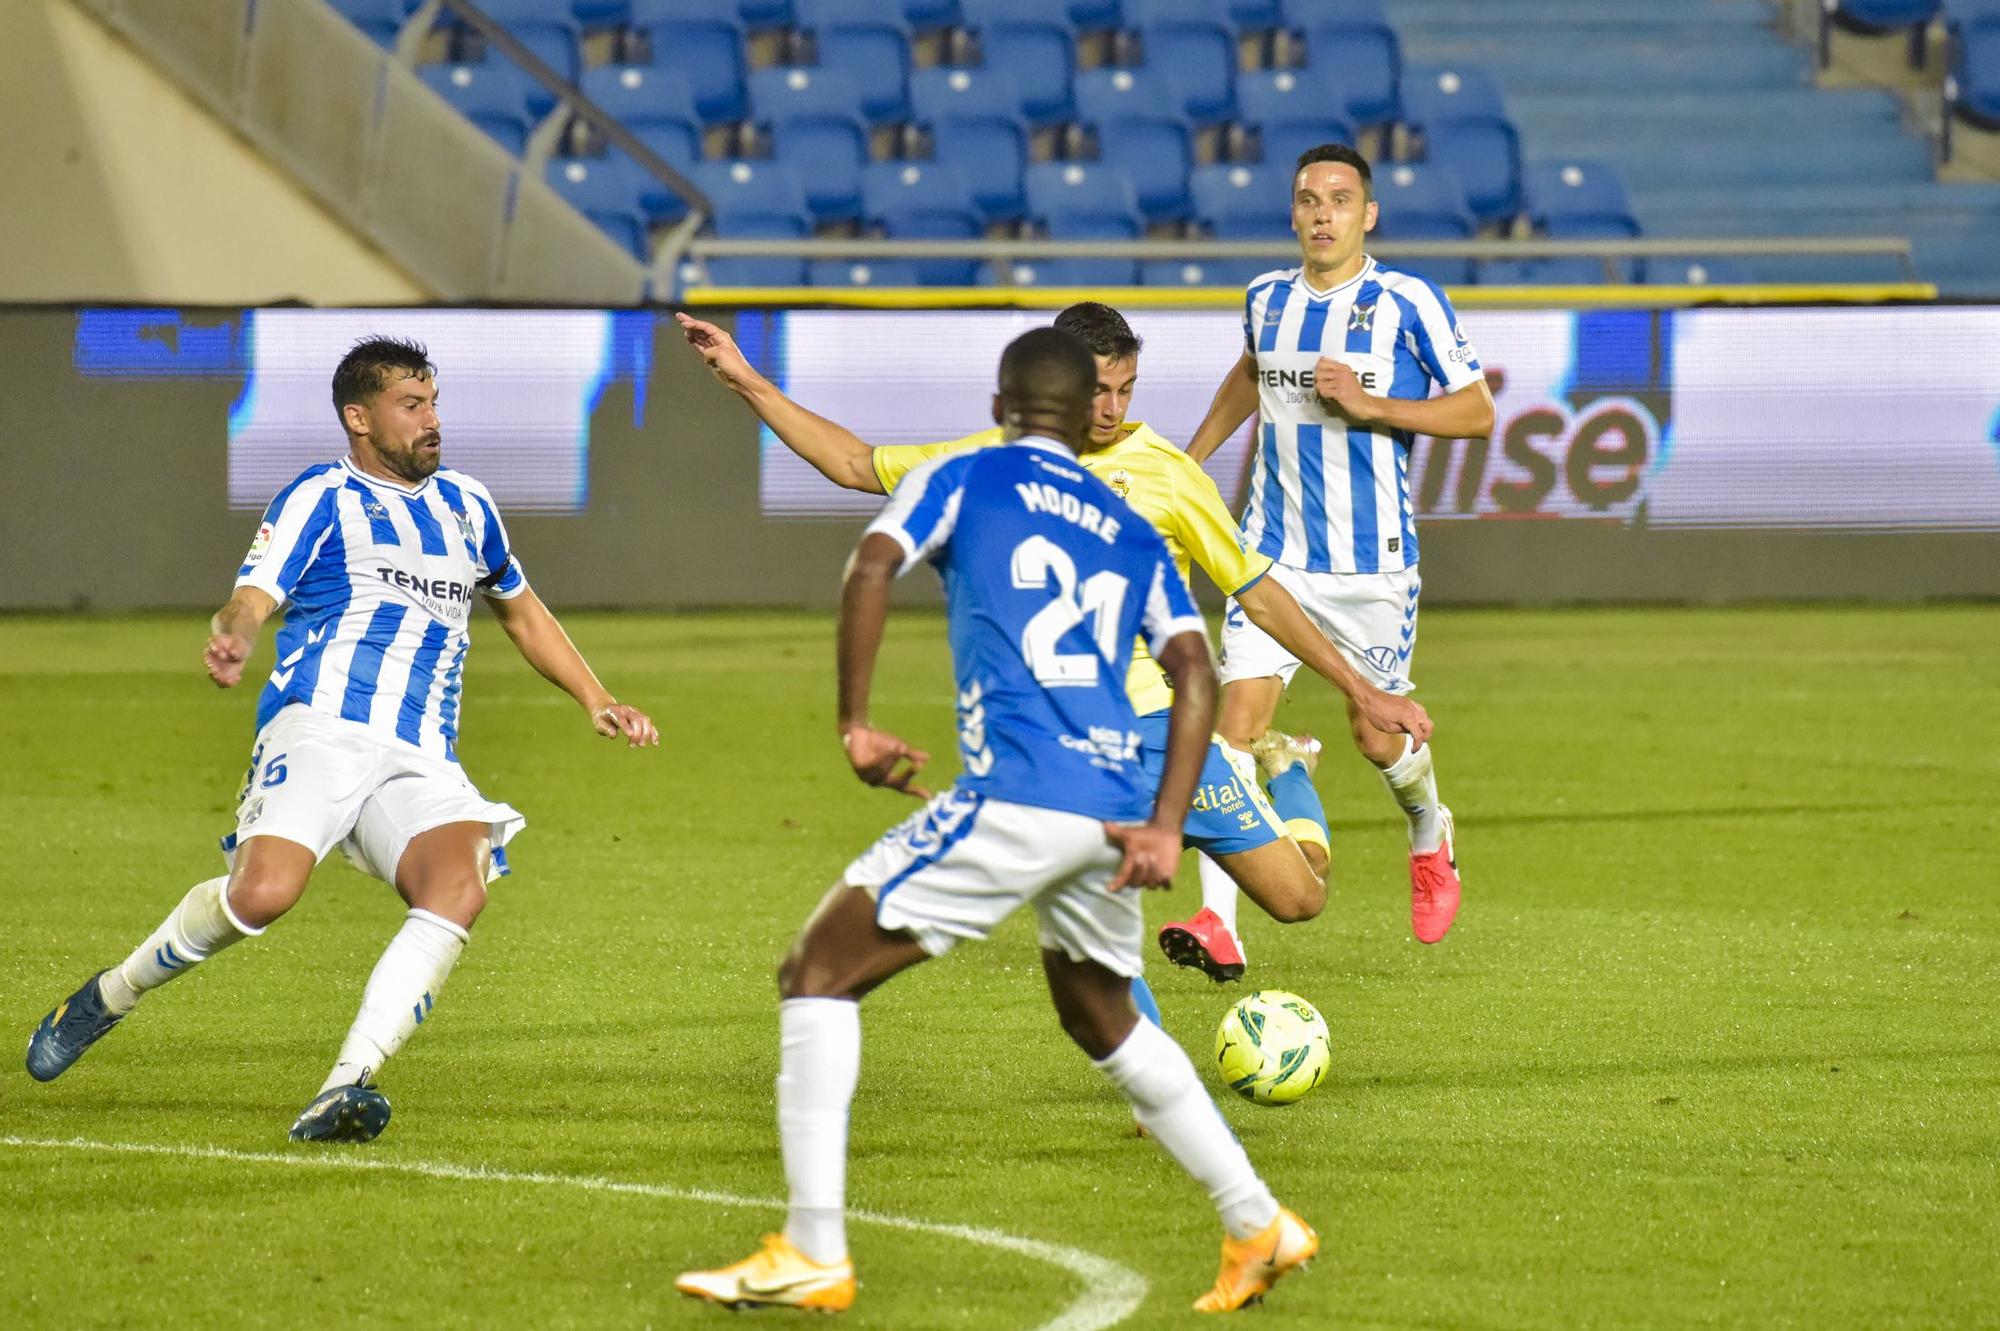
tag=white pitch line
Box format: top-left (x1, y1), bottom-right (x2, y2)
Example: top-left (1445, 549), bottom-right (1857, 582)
top-left (0, 1134), bottom-right (1147, 1331)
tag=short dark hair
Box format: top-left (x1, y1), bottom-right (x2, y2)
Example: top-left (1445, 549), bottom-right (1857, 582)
top-left (332, 336), bottom-right (435, 416)
top-left (1294, 143), bottom-right (1373, 200)
top-left (1052, 302), bottom-right (1142, 361)
top-left (998, 327), bottom-right (1095, 416)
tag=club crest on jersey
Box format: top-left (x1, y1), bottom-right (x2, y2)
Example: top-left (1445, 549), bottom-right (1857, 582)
top-left (1106, 468), bottom-right (1133, 498)
top-left (453, 510), bottom-right (476, 544)
top-left (363, 498), bottom-right (392, 522)
top-left (1348, 303), bottom-right (1376, 332)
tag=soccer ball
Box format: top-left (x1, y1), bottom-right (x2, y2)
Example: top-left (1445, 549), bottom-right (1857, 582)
top-left (1214, 990), bottom-right (1331, 1106)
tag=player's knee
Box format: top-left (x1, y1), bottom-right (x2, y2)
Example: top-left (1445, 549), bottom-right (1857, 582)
top-left (1054, 1003), bottom-right (1125, 1061)
top-left (225, 874), bottom-right (304, 931)
top-left (777, 945), bottom-right (846, 1001)
top-left (406, 874), bottom-right (486, 929)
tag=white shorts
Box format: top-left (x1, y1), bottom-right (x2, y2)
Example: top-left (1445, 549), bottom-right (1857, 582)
top-left (224, 705), bottom-right (524, 885)
top-left (842, 788), bottom-right (1143, 978)
top-left (1219, 563), bottom-right (1422, 695)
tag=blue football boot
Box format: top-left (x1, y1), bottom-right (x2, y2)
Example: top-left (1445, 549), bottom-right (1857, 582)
top-left (26, 971), bottom-right (124, 1082)
top-left (289, 1083), bottom-right (392, 1143)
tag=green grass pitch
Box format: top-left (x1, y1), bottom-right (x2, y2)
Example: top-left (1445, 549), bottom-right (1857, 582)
top-left (1, 606), bottom-right (1994, 1328)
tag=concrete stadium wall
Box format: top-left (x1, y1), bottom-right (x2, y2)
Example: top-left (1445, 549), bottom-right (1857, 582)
top-left (1, 306), bottom-right (1996, 613)
top-left (0, 0), bottom-right (430, 306)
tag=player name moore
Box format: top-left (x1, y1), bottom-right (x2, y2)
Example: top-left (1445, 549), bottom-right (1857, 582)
top-left (1015, 482), bottom-right (1125, 545)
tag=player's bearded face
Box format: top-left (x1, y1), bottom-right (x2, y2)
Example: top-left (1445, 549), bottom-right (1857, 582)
top-left (363, 371), bottom-right (443, 483)
top-left (1291, 163), bottom-right (1376, 269)
top-left (1086, 355), bottom-right (1138, 448)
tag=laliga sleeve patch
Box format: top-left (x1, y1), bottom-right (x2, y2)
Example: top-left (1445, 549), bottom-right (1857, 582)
top-left (243, 522), bottom-right (274, 566)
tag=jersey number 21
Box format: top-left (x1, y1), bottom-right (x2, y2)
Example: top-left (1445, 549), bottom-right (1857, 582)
top-left (1011, 535), bottom-right (1130, 688)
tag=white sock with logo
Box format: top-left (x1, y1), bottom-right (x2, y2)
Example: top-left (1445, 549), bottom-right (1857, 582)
top-left (1380, 738), bottom-right (1445, 854)
top-left (318, 909), bottom-right (468, 1094)
top-left (1096, 1019), bottom-right (1279, 1240)
top-left (97, 877), bottom-right (257, 1015)
top-left (779, 997), bottom-right (861, 1265)
top-left (1195, 854), bottom-right (1244, 958)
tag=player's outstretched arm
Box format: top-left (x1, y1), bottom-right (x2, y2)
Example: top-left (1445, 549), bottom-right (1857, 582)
top-left (1185, 350), bottom-right (1260, 464)
top-left (834, 532), bottom-right (930, 797)
top-left (1107, 629), bottom-right (1217, 891)
top-left (674, 312), bottom-right (887, 495)
top-left (1234, 576), bottom-right (1433, 744)
top-left (1315, 361), bottom-right (1495, 440)
top-left (204, 587), bottom-right (278, 688)
top-left (486, 587), bottom-right (659, 748)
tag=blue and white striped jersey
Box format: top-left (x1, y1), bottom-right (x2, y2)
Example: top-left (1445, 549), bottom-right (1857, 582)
top-left (234, 458), bottom-right (528, 761)
top-left (1240, 257), bottom-right (1484, 574)
top-left (867, 439), bottom-right (1208, 823)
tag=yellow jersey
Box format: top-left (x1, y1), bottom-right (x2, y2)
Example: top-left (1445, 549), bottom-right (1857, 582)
top-left (871, 422), bottom-right (1272, 716)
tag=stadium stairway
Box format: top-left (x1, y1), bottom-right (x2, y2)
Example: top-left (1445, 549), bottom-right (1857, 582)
top-left (1386, 0), bottom-right (2000, 294)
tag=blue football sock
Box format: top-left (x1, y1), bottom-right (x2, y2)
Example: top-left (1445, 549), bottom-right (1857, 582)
top-left (1131, 975), bottom-right (1165, 1028)
top-left (1268, 764), bottom-right (1330, 855)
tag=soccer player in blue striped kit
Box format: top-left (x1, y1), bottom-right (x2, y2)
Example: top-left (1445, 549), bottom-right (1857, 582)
top-left (676, 329), bottom-right (1316, 1315)
top-left (1164, 143), bottom-right (1496, 970)
top-left (26, 336), bottom-right (658, 1142)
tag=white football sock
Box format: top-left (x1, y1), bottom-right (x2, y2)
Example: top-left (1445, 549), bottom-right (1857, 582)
top-left (1195, 854), bottom-right (1244, 959)
top-left (98, 877), bottom-right (256, 1015)
top-left (1096, 1019), bottom-right (1279, 1240)
top-left (318, 909), bottom-right (467, 1094)
top-left (1380, 737), bottom-right (1445, 854)
top-left (778, 997), bottom-right (861, 1265)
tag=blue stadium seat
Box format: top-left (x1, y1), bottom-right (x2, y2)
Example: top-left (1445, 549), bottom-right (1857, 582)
top-left (807, 257), bottom-right (928, 285)
top-left (329, 0), bottom-right (405, 46)
top-left (1293, 3), bottom-right (1400, 128)
top-left (637, 15), bottom-right (749, 123)
top-left (1233, 69), bottom-right (1356, 166)
top-left (862, 161), bottom-right (984, 283)
top-left (1123, 0), bottom-right (1224, 23)
top-left (1400, 64), bottom-right (1522, 225)
top-left (1521, 159), bottom-right (1638, 278)
top-left (1369, 161), bottom-right (1474, 284)
top-left (911, 68), bottom-right (1030, 224)
top-left (749, 67), bottom-right (870, 224)
top-left (1131, 20), bottom-right (1237, 123)
top-left (1475, 258), bottom-right (1603, 286)
top-left (452, 18), bottom-right (580, 110)
top-left (1646, 257), bottom-right (1753, 286)
top-left (793, 0), bottom-right (914, 125)
top-left (628, 121), bottom-right (702, 181)
top-left (739, 0), bottom-right (795, 26)
top-left (1190, 162), bottom-right (1293, 236)
top-left (421, 62), bottom-right (537, 156)
top-left (1945, 12), bottom-right (2000, 155)
top-left (580, 64), bottom-right (702, 140)
top-left (573, 1), bottom-right (635, 25)
top-left (1822, 1), bottom-right (1940, 68)
top-left (906, 0), bottom-right (961, 26)
top-left (1069, 0), bottom-right (1121, 27)
top-left (1073, 68), bottom-right (1194, 222)
top-left (958, 1), bottom-right (1079, 125)
top-left (1140, 256), bottom-right (1280, 285)
top-left (697, 158), bottom-right (812, 217)
top-left (1228, 0), bottom-right (1282, 26)
top-left (547, 155), bottom-right (656, 259)
top-left (706, 208), bottom-right (811, 285)
top-left (933, 119), bottom-right (1029, 225)
top-left (1026, 160), bottom-right (1143, 229)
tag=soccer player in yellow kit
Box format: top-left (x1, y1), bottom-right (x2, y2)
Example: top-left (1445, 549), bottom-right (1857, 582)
top-left (675, 304), bottom-right (1430, 996)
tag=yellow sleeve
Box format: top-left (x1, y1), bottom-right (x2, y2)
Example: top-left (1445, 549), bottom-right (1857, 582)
top-left (870, 430), bottom-right (998, 493)
top-left (1171, 458), bottom-right (1273, 595)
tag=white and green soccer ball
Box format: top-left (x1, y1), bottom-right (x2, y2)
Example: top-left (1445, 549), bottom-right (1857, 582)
top-left (1214, 990), bottom-right (1331, 1106)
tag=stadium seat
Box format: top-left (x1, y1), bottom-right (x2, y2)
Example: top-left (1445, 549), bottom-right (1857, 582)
top-left (792, 0), bottom-right (914, 125)
top-left (705, 208), bottom-right (811, 285)
top-left (579, 64), bottom-right (703, 150)
top-left (1232, 69), bottom-right (1357, 166)
top-left (1073, 68), bottom-right (1194, 223)
top-left (807, 257), bottom-right (928, 284)
top-left (1229, 0), bottom-right (1283, 27)
top-left (572, 1), bottom-right (635, 25)
top-left (1821, 0), bottom-right (1941, 68)
top-left (911, 68), bottom-right (1031, 225)
top-left (862, 161), bottom-right (984, 283)
top-left (1023, 161), bottom-right (1144, 285)
top-left (627, 121), bottom-right (702, 182)
top-left (1140, 256), bottom-right (1282, 285)
top-left (1523, 159), bottom-right (1636, 234)
top-left (1129, 20), bottom-right (1238, 124)
top-left (1369, 161), bottom-right (1475, 284)
top-left (1646, 257), bottom-right (1752, 286)
top-left (748, 67), bottom-right (869, 224)
top-left (547, 155), bottom-right (657, 259)
top-left (451, 19), bottom-right (581, 110)
top-left (636, 14), bottom-right (749, 123)
top-left (905, 0), bottom-right (961, 26)
top-left (739, 0), bottom-right (795, 26)
top-left (1475, 258), bottom-right (1604, 286)
top-left (957, 0), bottom-right (1079, 125)
top-left (1292, 3), bottom-right (1401, 128)
top-left (932, 119), bottom-right (1030, 226)
top-left (420, 62), bottom-right (538, 157)
top-left (1944, 11), bottom-right (2000, 156)
top-left (1399, 64), bottom-right (1522, 225)
top-left (1190, 162), bottom-right (1293, 237)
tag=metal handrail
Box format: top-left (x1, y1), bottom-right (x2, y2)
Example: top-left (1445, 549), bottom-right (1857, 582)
top-left (682, 236), bottom-right (1916, 260)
